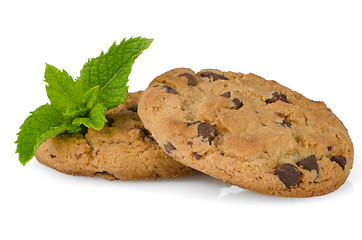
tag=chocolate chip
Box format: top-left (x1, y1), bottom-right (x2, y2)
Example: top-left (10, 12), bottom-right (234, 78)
top-left (193, 152), bottom-right (202, 160)
top-left (274, 163), bottom-right (300, 188)
top-left (161, 85), bottom-right (178, 94)
top-left (179, 73), bottom-right (198, 86)
top-left (164, 141), bottom-right (176, 154)
top-left (280, 119), bottom-right (292, 128)
top-left (265, 91), bottom-right (288, 104)
top-left (106, 117), bottom-right (115, 127)
top-left (144, 136), bottom-right (154, 142)
top-left (185, 121), bottom-right (200, 126)
top-left (331, 155), bottom-right (346, 170)
top-left (200, 71), bottom-right (228, 81)
top-left (135, 127), bottom-right (154, 142)
top-left (126, 104), bottom-right (138, 112)
top-left (135, 127), bottom-right (151, 137)
top-left (187, 141), bottom-right (193, 145)
top-left (275, 112), bottom-right (284, 118)
top-left (197, 122), bottom-right (218, 144)
top-left (297, 154), bottom-right (319, 174)
top-left (327, 146), bottom-right (332, 151)
top-left (50, 154), bottom-right (56, 158)
top-left (231, 98), bottom-right (243, 110)
top-left (220, 91), bottom-right (231, 98)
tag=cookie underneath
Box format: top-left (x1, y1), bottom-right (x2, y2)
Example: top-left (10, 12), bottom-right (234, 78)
top-left (138, 68), bottom-right (354, 197)
top-left (36, 91), bottom-right (196, 180)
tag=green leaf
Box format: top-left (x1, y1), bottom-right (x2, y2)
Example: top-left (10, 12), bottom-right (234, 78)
top-left (62, 86), bottom-right (100, 119)
top-left (72, 103), bottom-right (107, 130)
top-left (83, 85), bottom-right (100, 109)
top-left (77, 37), bottom-right (153, 109)
top-left (65, 124), bottom-right (83, 133)
top-left (44, 64), bottom-right (83, 111)
top-left (15, 104), bottom-right (69, 165)
top-left (62, 103), bottom-right (85, 119)
top-left (16, 36), bottom-right (153, 165)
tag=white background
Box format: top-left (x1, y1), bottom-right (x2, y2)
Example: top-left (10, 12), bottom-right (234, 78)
top-left (1, 0), bottom-right (361, 239)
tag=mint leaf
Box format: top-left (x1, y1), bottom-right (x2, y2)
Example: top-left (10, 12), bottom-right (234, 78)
top-left (83, 86), bottom-right (100, 109)
top-left (15, 104), bottom-right (70, 165)
top-left (16, 36), bottom-right (153, 165)
top-left (64, 124), bottom-right (83, 133)
top-left (62, 86), bottom-right (100, 119)
top-left (72, 103), bottom-right (107, 130)
top-left (44, 64), bottom-right (83, 111)
top-left (77, 37), bottom-right (153, 109)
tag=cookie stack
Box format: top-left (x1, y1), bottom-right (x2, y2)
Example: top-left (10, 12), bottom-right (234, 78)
top-left (37, 68), bottom-right (354, 197)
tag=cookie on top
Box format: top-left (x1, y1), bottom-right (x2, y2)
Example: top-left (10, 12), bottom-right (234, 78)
top-left (138, 68), bottom-right (353, 197)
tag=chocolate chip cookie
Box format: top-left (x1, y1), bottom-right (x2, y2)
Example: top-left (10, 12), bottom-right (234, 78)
top-left (36, 91), bottom-right (196, 180)
top-left (138, 68), bottom-right (354, 197)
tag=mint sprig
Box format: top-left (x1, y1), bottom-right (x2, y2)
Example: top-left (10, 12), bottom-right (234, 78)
top-left (16, 37), bottom-right (153, 165)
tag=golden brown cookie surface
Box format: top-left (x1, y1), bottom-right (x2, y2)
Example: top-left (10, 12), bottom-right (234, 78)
top-left (36, 91), bottom-right (196, 180)
top-left (138, 68), bottom-right (353, 197)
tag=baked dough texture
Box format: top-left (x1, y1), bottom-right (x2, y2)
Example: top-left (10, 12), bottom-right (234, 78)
top-left (138, 68), bottom-right (353, 197)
